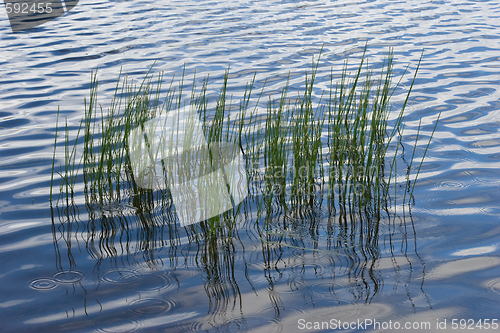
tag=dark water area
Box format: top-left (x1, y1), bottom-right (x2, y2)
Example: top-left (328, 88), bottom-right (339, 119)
top-left (1, 0), bottom-right (500, 332)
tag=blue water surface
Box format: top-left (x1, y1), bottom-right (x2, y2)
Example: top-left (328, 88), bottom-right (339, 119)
top-left (1, 0), bottom-right (500, 332)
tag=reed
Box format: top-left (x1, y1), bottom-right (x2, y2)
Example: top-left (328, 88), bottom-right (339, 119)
top-left (50, 108), bottom-right (83, 207)
top-left (50, 47), bottom-right (439, 226)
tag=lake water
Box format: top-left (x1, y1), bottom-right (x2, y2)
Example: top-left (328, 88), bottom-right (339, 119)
top-left (1, 0), bottom-right (500, 332)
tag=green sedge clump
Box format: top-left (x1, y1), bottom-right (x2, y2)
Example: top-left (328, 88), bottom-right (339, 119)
top-left (50, 46), bottom-right (439, 225)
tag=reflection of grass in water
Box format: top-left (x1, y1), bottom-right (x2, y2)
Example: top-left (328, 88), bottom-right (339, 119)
top-left (50, 46), bottom-right (440, 226)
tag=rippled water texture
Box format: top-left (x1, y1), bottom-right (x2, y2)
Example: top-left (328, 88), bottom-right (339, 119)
top-left (1, 0), bottom-right (500, 332)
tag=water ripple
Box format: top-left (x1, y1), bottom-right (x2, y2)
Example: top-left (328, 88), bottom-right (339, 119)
top-left (29, 278), bottom-right (58, 291)
top-left (483, 278), bottom-right (500, 296)
top-left (101, 269), bottom-right (140, 285)
top-left (93, 316), bottom-right (142, 333)
top-left (128, 298), bottom-right (176, 316)
top-left (53, 271), bottom-right (84, 284)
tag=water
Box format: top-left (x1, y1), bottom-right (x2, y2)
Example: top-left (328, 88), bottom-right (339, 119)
top-left (1, 0), bottom-right (500, 332)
